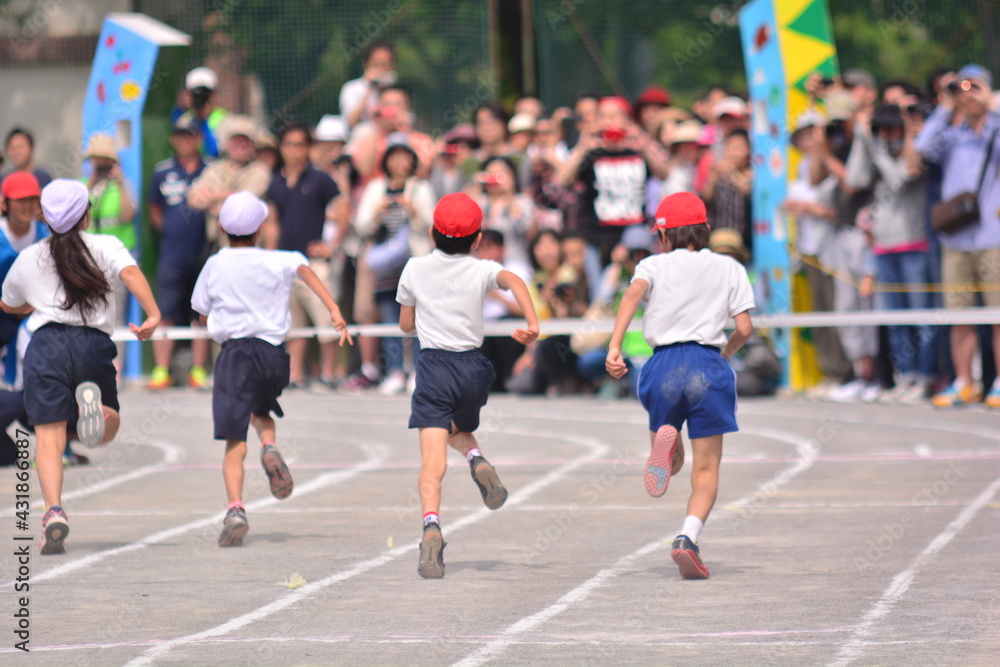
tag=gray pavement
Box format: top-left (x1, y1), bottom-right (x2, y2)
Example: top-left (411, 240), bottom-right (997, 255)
top-left (1, 390), bottom-right (998, 665)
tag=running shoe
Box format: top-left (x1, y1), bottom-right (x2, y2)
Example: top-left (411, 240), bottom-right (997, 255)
top-left (931, 380), bottom-right (982, 408)
top-left (62, 442), bottom-right (90, 466)
top-left (377, 371), bottom-right (407, 396)
top-left (75, 381), bottom-right (105, 447)
top-left (671, 434), bottom-right (685, 477)
top-left (985, 385), bottom-right (1000, 409)
top-left (188, 365), bottom-right (208, 390)
top-left (339, 372), bottom-right (379, 393)
top-left (40, 506), bottom-right (69, 555)
top-left (469, 455), bottom-right (508, 510)
top-left (644, 425), bottom-right (679, 498)
top-left (261, 444), bottom-right (294, 499)
top-left (149, 365), bottom-right (171, 390)
top-left (671, 534), bottom-right (710, 580)
top-left (218, 505), bottom-right (248, 547)
top-left (417, 522), bottom-right (446, 579)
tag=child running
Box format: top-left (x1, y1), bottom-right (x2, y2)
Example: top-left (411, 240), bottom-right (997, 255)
top-left (606, 192), bottom-right (755, 579)
top-left (0, 179), bottom-right (161, 554)
top-left (397, 193), bottom-right (539, 579)
top-left (191, 191), bottom-right (352, 547)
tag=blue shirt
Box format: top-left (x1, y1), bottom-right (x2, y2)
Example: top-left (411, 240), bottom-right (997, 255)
top-left (148, 157), bottom-right (209, 268)
top-left (0, 168), bottom-right (51, 189)
top-left (267, 165), bottom-right (340, 255)
top-left (915, 107), bottom-right (1000, 251)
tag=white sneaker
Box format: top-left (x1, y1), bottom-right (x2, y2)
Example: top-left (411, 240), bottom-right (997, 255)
top-left (896, 382), bottom-right (928, 406)
top-left (859, 383), bottom-right (882, 403)
top-left (805, 380), bottom-right (838, 401)
top-left (828, 379), bottom-right (865, 403)
top-left (377, 371), bottom-right (407, 396)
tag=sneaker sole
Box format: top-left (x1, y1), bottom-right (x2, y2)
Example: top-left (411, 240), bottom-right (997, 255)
top-left (645, 426), bottom-right (678, 498)
top-left (261, 446), bottom-right (294, 500)
top-left (671, 548), bottom-right (710, 579)
top-left (75, 382), bottom-right (105, 448)
top-left (418, 530), bottom-right (445, 579)
top-left (218, 522), bottom-right (248, 547)
top-left (41, 520), bottom-right (69, 555)
top-left (473, 461), bottom-right (508, 510)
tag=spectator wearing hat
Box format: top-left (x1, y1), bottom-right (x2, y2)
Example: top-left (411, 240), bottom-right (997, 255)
top-left (351, 132), bottom-right (435, 395)
top-left (147, 118), bottom-right (212, 390)
top-left (347, 84), bottom-right (434, 185)
top-left (259, 122), bottom-right (342, 389)
top-left (2, 128), bottom-right (51, 189)
top-left (176, 67), bottom-right (228, 158)
top-left (188, 115), bottom-right (272, 249)
top-left (253, 128), bottom-right (280, 172)
top-left (916, 63), bottom-right (1000, 408)
top-left (526, 115), bottom-right (572, 232)
top-left (312, 115), bottom-right (350, 178)
top-left (507, 113), bottom-right (536, 155)
top-left (340, 41), bottom-right (397, 129)
top-left (846, 103), bottom-right (935, 403)
top-left (651, 119), bottom-right (702, 213)
top-left (634, 86), bottom-right (673, 137)
top-left (842, 68), bottom-right (879, 115)
top-left (694, 95), bottom-right (748, 193)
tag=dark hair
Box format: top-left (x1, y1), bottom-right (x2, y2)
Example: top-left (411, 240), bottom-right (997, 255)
top-left (49, 211), bottom-right (110, 323)
top-left (725, 128), bottom-right (750, 144)
top-left (226, 232), bottom-right (257, 244)
top-left (659, 223), bottom-right (711, 252)
top-left (530, 228), bottom-right (563, 270)
top-left (278, 121), bottom-right (312, 146)
top-left (880, 79), bottom-right (921, 100)
top-left (363, 41), bottom-right (394, 65)
top-left (573, 91), bottom-right (600, 108)
top-left (473, 101), bottom-right (508, 127)
top-left (379, 84), bottom-right (410, 101)
top-left (5, 127), bottom-right (34, 149)
top-left (480, 155), bottom-right (520, 193)
top-left (381, 143), bottom-right (418, 178)
top-left (480, 229), bottom-right (504, 246)
top-left (432, 228), bottom-right (478, 255)
top-left (562, 232), bottom-right (586, 245)
top-left (927, 66), bottom-right (956, 96)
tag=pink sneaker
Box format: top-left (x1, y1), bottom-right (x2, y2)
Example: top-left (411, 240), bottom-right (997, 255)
top-left (644, 425), bottom-right (680, 497)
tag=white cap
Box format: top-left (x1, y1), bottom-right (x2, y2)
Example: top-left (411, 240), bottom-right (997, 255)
top-left (508, 112), bottom-right (536, 134)
top-left (219, 191), bottom-right (268, 236)
top-left (713, 96), bottom-right (748, 119)
top-left (314, 115), bottom-right (349, 142)
top-left (41, 179), bottom-right (90, 234)
top-left (186, 67), bottom-right (218, 91)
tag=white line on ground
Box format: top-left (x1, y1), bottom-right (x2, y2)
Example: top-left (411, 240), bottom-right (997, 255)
top-left (1, 440), bottom-right (388, 589)
top-left (827, 473), bottom-right (1000, 667)
top-left (452, 424), bottom-right (819, 667)
top-left (121, 427), bottom-right (610, 667)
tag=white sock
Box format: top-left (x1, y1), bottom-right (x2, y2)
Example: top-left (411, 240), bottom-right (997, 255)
top-left (680, 515), bottom-right (704, 543)
top-left (423, 512), bottom-right (439, 527)
top-left (466, 448), bottom-right (483, 463)
top-left (361, 362), bottom-right (380, 380)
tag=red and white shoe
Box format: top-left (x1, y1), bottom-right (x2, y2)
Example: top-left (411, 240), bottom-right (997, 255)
top-left (644, 425), bottom-right (680, 497)
top-left (671, 535), bottom-right (710, 579)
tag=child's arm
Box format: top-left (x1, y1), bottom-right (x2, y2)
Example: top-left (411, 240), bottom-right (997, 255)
top-left (605, 279), bottom-right (648, 378)
top-left (295, 264), bottom-right (353, 346)
top-left (722, 310), bottom-right (754, 361)
top-left (400, 305), bottom-right (416, 334)
top-left (496, 270), bottom-right (540, 345)
top-left (120, 265), bottom-right (161, 340)
top-left (0, 301), bottom-right (32, 315)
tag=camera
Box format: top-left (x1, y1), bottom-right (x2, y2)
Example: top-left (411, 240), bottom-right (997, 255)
top-left (554, 283), bottom-right (575, 300)
top-left (905, 101), bottom-right (933, 119)
top-left (478, 172), bottom-right (508, 186)
top-left (189, 86), bottom-right (211, 110)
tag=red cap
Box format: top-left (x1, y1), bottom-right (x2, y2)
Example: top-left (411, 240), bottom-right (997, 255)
top-left (433, 193), bottom-right (483, 238)
top-left (635, 86), bottom-right (672, 111)
top-left (652, 192), bottom-right (708, 231)
top-left (599, 96), bottom-right (633, 117)
top-left (1, 172), bottom-right (41, 200)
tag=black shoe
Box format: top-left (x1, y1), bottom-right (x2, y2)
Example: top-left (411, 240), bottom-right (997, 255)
top-left (671, 535), bottom-right (710, 579)
top-left (418, 523), bottom-right (446, 579)
top-left (219, 506), bottom-right (249, 547)
top-left (469, 455), bottom-right (508, 510)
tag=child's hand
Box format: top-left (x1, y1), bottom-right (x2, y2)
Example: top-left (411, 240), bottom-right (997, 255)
top-left (606, 348), bottom-right (628, 379)
top-left (129, 315), bottom-right (160, 341)
top-left (330, 309), bottom-right (354, 346)
top-left (859, 276), bottom-right (875, 300)
top-left (511, 323), bottom-right (539, 345)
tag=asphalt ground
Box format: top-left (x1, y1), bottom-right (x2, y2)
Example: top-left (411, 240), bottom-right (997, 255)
top-left (1, 390), bottom-right (998, 666)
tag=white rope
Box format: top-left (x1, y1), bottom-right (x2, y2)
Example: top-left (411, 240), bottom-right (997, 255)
top-left (109, 307), bottom-right (1000, 342)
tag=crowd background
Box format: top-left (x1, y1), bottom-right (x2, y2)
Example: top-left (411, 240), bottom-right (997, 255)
top-left (2, 1), bottom-right (1000, 409)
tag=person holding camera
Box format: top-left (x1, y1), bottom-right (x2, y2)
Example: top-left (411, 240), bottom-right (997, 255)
top-left (846, 103), bottom-right (935, 403)
top-left (175, 67), bottom-right (228, 158)
top-left (915, 64), bottom-right (1000, 409)
top-left (340, 41), bottom-right (397, 129)
top-left (347, 84), bottom-right (434, 185)
top-left (475, 155), bottom-right (536, 267)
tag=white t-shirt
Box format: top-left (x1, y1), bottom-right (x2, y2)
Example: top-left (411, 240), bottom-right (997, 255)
top-left (396, 250), bottom-right (504, 351)
top-left (632, 248), bottom-right (755, 349)
top-left (1, 233), bottom-right (137, 335)
top-left (339, 77), bottom-right (376, 127)
top-left (0, 217), bottom-right (36, 253)
top-left (483, 259), bottom-right (532, 321)
top-left (191, 247), bottom-right (308, 346)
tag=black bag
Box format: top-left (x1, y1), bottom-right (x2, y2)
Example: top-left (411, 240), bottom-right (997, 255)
top-left (930, 127), bottom-right (998, 234)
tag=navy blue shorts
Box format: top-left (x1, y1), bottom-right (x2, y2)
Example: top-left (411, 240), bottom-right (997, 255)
top-left (212, 338), bottom-right (290, 441)
top-left (637, 342), bottom-right (738, 439)
top-left (157, 262), bottom-right (200, 325)
top-left (409, 349), bottom-right (495, 432)
top-left (22, 324), bottom-right (119, 427)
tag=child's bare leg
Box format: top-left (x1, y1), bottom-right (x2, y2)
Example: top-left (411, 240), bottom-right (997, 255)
top-left (35, 422), bottom-right (67, 508)
top-left (287, 338), bottom-right (308, 384)
top-left (101, 407), bottom-right (120, 444)
top-left (448, 428), bottom-right (478, 457)
top-left (418, 427), bottom-right (450, 517)
top-left (223, 439), bottom-right (248, 504)
top-left (252, 414), bottom-right (276, 445)
top-left (686, 434), bottom-right (724, 524)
